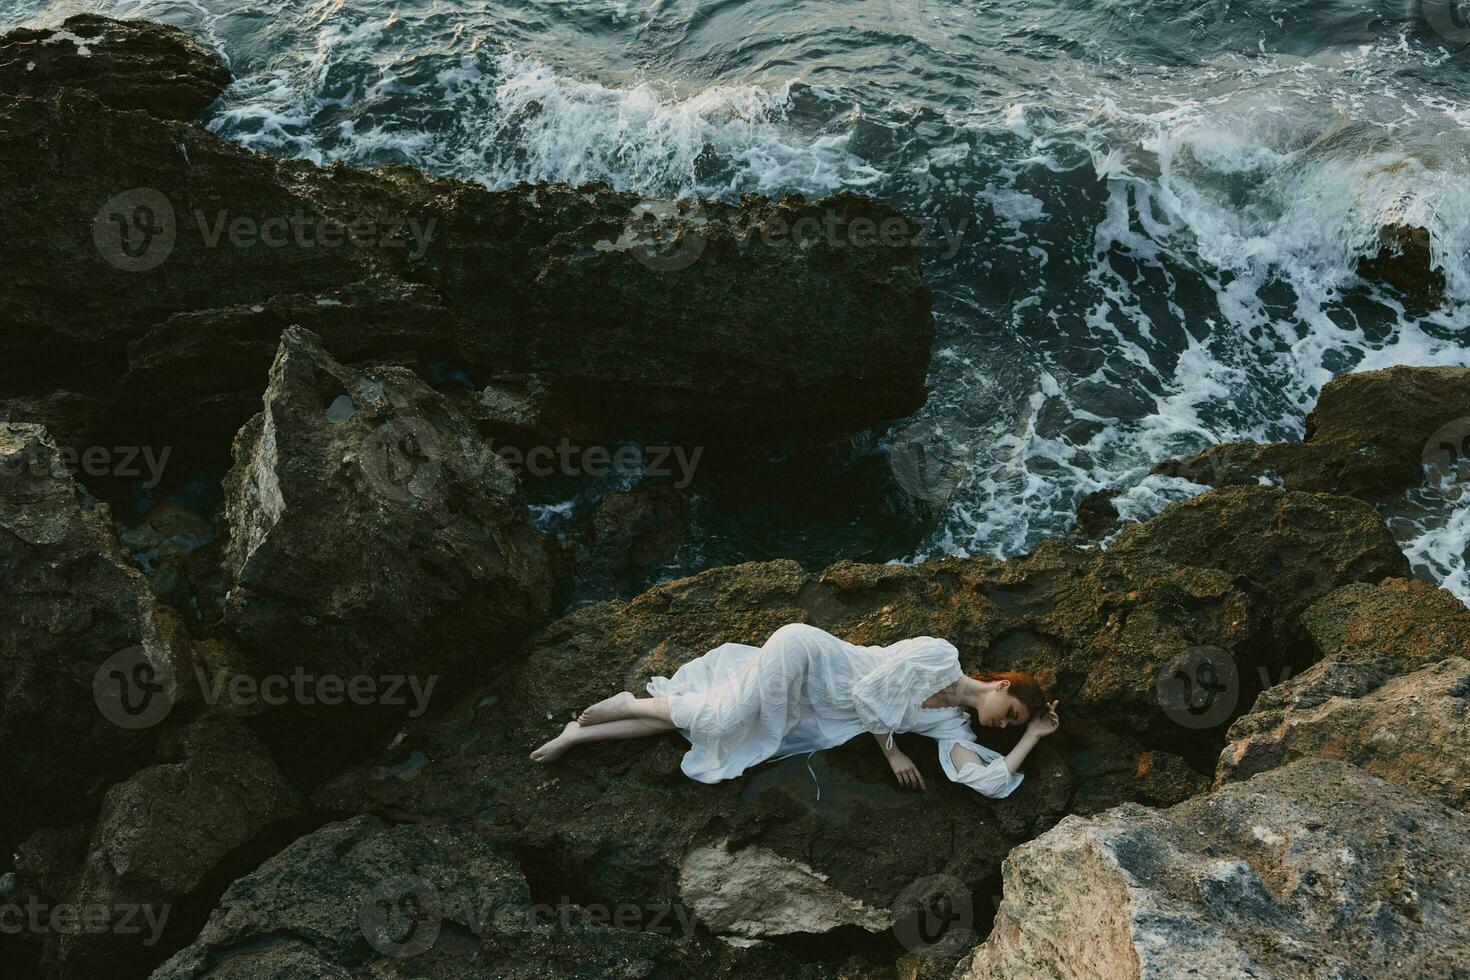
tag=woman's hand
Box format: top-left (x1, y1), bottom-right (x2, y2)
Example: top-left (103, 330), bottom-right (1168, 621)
top-left (887, 750), bottom-right (926, 790)
top-left (1026, 700), bottom-right (1060, 738)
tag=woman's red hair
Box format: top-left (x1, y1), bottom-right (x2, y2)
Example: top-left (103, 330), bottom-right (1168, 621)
top-left (971, 671), bottom-right (1054, 716)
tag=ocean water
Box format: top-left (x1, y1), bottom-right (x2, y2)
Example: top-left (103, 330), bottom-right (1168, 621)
top-left (8, 0), bottom-right (1470, 603)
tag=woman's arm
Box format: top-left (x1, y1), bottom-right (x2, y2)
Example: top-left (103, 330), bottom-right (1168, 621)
top-left (873, 733), bottom-right (926, 790)
top-left (1001, 700), bottom-right (1060, 774)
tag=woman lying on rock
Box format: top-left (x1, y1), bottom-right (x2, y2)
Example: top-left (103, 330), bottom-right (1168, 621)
top-left (531, 622), bottom-right (1059, 797)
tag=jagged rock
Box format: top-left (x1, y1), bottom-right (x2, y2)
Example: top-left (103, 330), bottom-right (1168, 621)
top-left (1216, 657), bottom-right (1470, 811)
top-left (1071, 488), bottom-right (1121, 541)
top-left (1101, 484), bottom-right (1407, 655)
top-left (221, 326), bottom-right (555, 687)
top-left (0, 422), bottom-right (186, 844)
top-left (1301, 576), bottom-right (1470, 664)
top-left (44, 717), bottom-right (306, 979)
top-left (0, 15), bottom-right (934, 455)
top-left (677, 838), bottom-right (891, 940)
top-left (0, 14), bottom-right (229, 120)
top-left (310, 484), bottom-right (1403, 970)
top-left (1155, 365), bottom-right (1470, 500)
top-left (1357, 224), bottom-right (1447, 309)
top-left (958, 759), bottom-right (1470, 979)
top-left (151, 816), bottom-right (816, 979)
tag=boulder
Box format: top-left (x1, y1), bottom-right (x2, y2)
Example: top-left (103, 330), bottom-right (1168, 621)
top-left (42, 717), bottom-right (306, 979)
top-left (1356, 224), bottom-right (1447, 310)
top-left (311, 485), bottom-right (1403, 966)
top-left (221, 326), bottom-right (556, 687)
top-left (1300, 576), bottom-right (1470, 664)
top-left (151, 816), bottom-right (817, 980)
top-left (958, 759), bottom-right (1470, 979)
top-left (1155, 365), bottom-right (1470, 500)
top-left (0, 14), bottom-right (229, 120)
top-left (0, 422), bottom-right (186, 844)
top-left (0, 15), bottom-right (935, 454)
top-left (1217, 657), bottom-right (1470, 810)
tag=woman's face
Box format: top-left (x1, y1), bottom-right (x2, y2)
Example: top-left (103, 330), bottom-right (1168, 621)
top-left (975, 685), bottom-right (1030, 729)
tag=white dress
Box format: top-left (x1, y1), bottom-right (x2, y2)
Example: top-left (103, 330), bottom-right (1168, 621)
top-left (646, 622), bottom-right (1023, 798)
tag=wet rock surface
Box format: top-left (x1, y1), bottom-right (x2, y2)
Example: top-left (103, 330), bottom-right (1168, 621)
top-left (0, 14), bottom-right (230, 121)
top-left (1356, 224), bottom-right (1447, 310)
top-left (1, 14), bottom-right (1467, 980)
top-left (0, 16), bottom-right (934, 457)
top-left (959, 758), bottom-right (1470, 980)
top-left (1155, 365), bottom-right (1470, 500)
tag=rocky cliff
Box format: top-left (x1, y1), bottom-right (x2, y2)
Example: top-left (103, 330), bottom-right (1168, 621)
top-left (0, 15), bottom-right (1467, 980)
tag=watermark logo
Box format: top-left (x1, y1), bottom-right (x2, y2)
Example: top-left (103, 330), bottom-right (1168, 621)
top-left (1411, 0), bottom-right (1470, 45)
top-left (93, 188), bottom-right (438, 271)
top-left (1423, 416), bottom-right (1470, 502)
top-left (891, 873), bottom-right (974, 957)
top-left (93, 646), bottom-right (177, 730)
top-left (629, 199), bottom-right (708, 273)
top-left (94, 188), bottom-right (175, 273)
top-left (360, 417), bottom-right (444, 504)
top-left (360, 875), bottom-right (442, 958)
top-left (1155, 645), bottom-right (1240, 729)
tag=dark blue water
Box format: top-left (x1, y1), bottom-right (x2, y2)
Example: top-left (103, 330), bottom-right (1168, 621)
top-left (9, 0), bottom-right (1470, 601)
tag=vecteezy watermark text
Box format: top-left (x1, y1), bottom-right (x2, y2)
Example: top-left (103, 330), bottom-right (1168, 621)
top-left (626, 197), bottom-right (971, 272)
top-left (360, 876), bottom-right (697, 958)
top-left (0, 443), bottom-right (171, 488)
top-left (487, 438), bottom-right (702, 488)
top-left (0, 898), bottom-right (170, 947)
top-left (93, 648), bottom-right (439, 730)
top-left (94, 187), bottom-right (437, 272)
top-left (196, 667), bottom-right (438, 718)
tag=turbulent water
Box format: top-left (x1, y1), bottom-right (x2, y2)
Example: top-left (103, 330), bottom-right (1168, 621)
top-left (10, 0), bottom-right (1470, 602)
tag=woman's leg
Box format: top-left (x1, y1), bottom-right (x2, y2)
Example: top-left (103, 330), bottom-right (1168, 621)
top-left (530, 716), bottom-right (676, 763)
top-left (578, 692), bottom-right (674, 727)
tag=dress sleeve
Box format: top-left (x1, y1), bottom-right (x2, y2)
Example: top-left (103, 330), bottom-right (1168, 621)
top-left (935, 726), bottom-right (1024, 799)
top-left (850, 637), bottom-right (964, 735)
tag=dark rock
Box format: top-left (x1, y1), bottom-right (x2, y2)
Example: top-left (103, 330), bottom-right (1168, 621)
top-left (43, 717), bottom-right (306, 978)
top-left (579, 485), bottom-right (692, 598)
top-left (0, 14), bottom-right (229, 120)
top-left (1102, 484), bottom-right (1408, 656)
top-left (310, 484), bottom-right (1403, 969)
top-left (1071, 488), bottom-right (1121, 541)
top-left (0, 422), bottom-right (187, 844)
top-left (221, 326), bottom-right (556, 687)
top-left (1155, 365), bottom-right (1470, 500)
top-left (0, 16), bottom-right (934, 456)
top-left (1301, 576), bottom-right (1470, 664)
top-left (151, 816), bottom-right (818, 979)
top-left (1357, 224), bottom-right (1447, 309)
top-left (960, 759), bottom-right (1470, 979)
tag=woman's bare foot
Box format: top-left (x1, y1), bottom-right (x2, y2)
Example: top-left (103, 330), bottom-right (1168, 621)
top-left (578, 691), bottom-right (635, 727)
top-left (530, 721), bottom-right (581, 763)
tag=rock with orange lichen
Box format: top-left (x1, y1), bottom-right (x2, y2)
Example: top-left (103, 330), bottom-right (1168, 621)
top-left (1154, 365), bottom-right (1470, 500)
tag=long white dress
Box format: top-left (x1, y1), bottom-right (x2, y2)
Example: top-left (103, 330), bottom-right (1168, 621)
top-left (646, 622), bottom-right (1023, 798)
